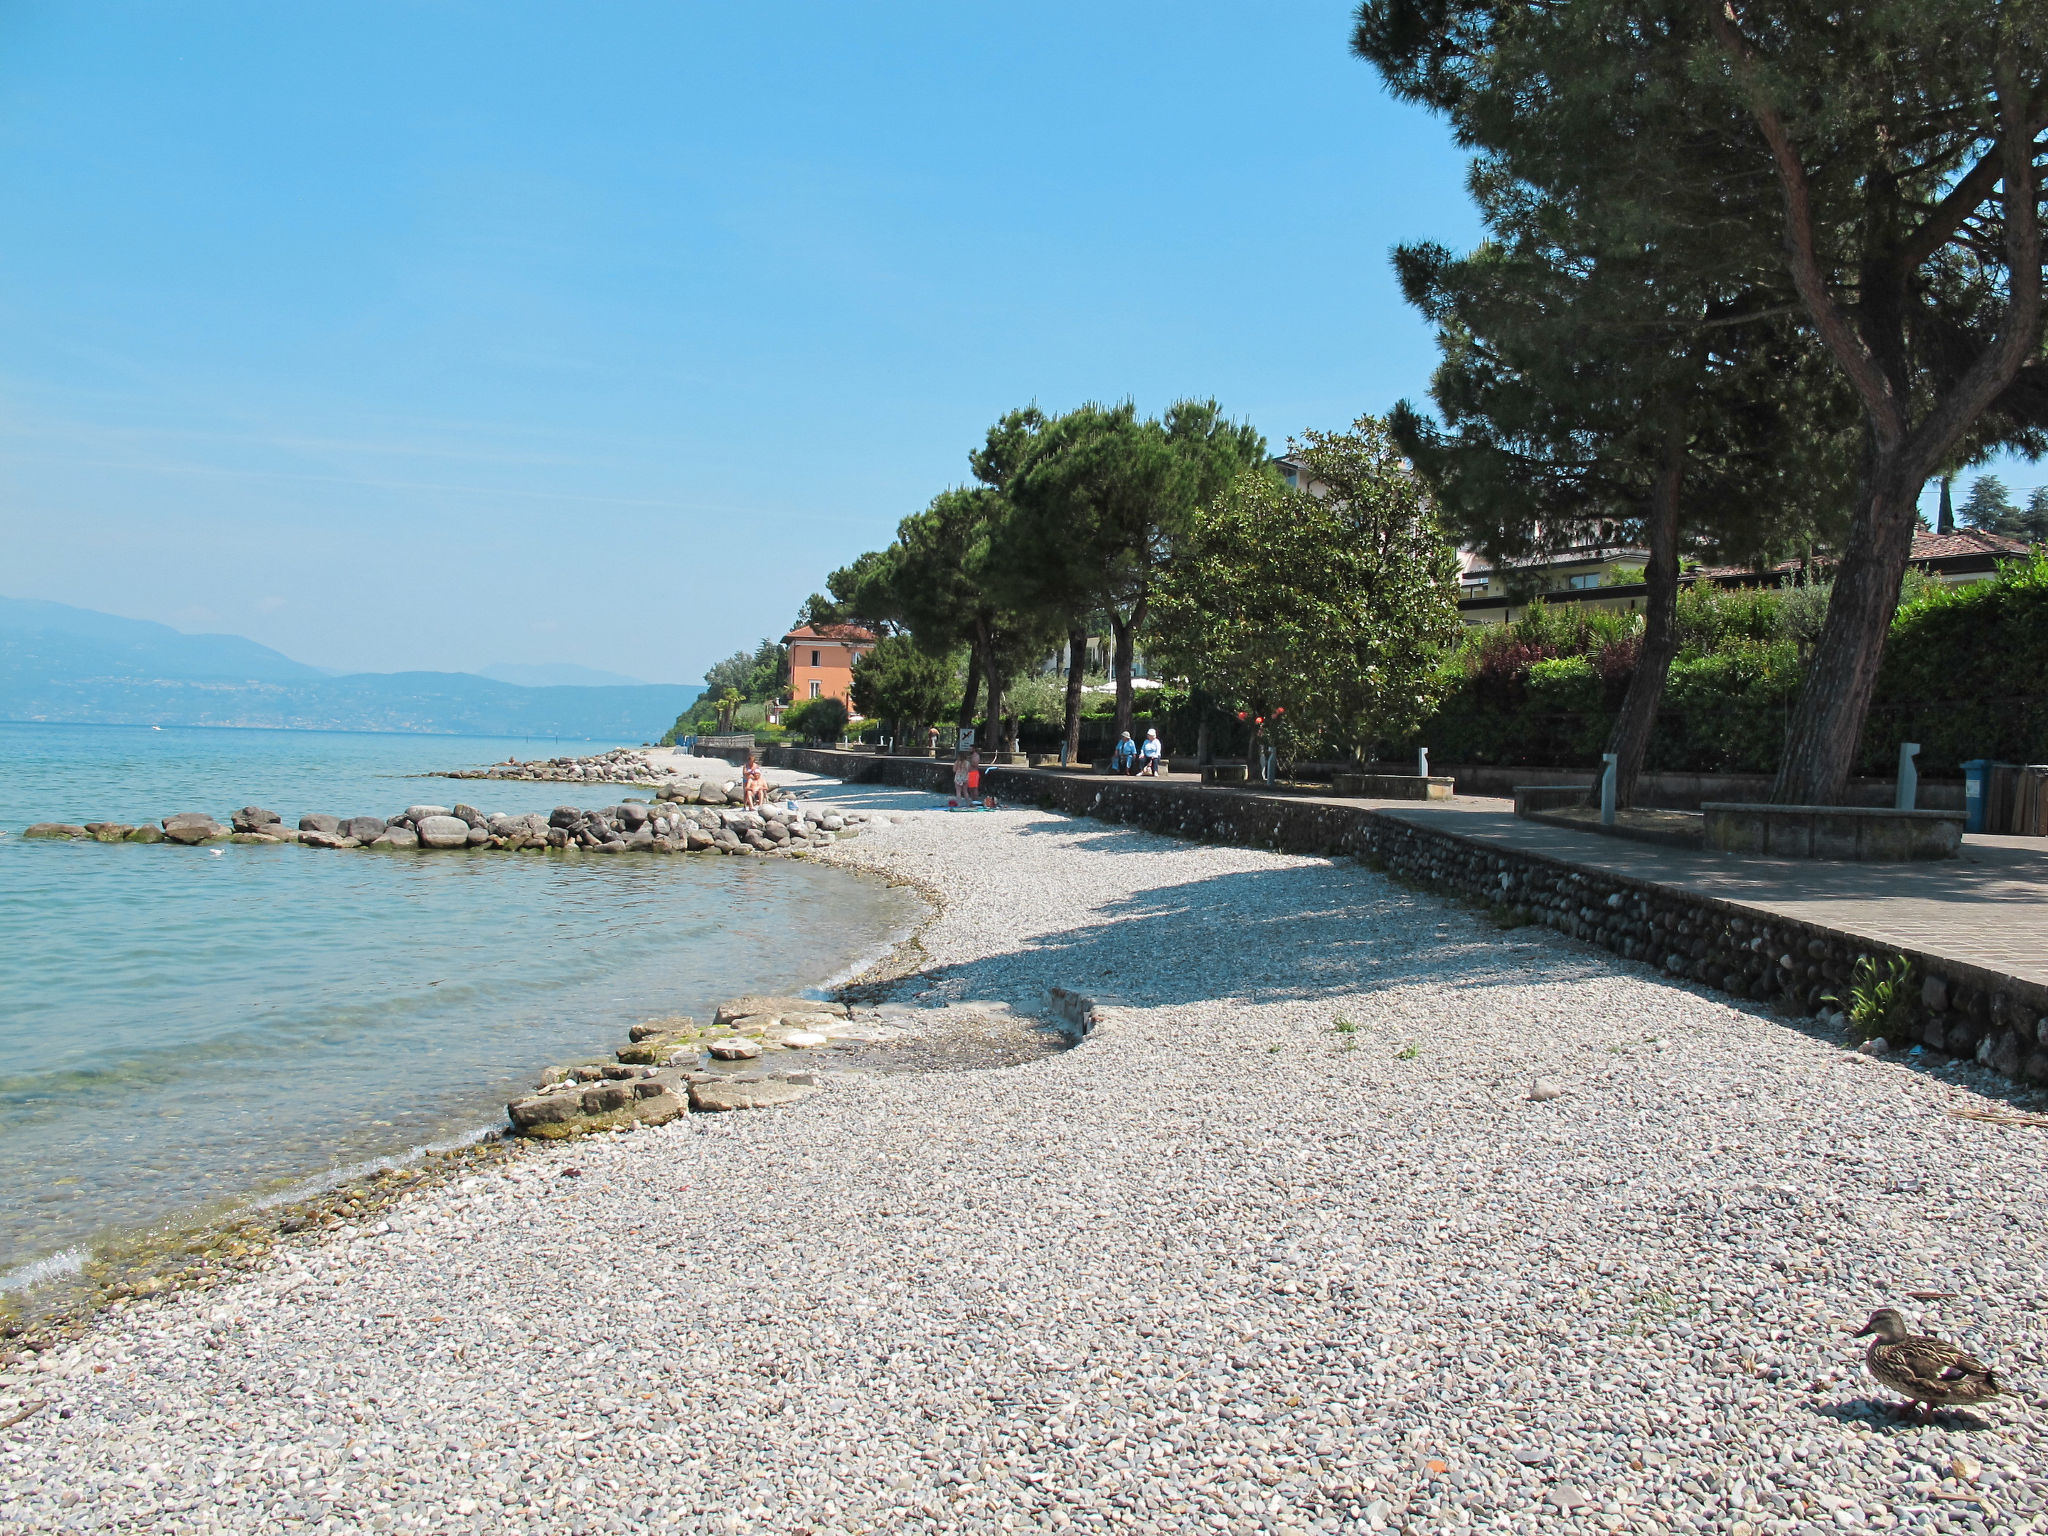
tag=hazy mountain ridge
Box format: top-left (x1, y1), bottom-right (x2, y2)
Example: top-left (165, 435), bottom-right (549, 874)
top-left (1, 596), bottom-right (699, 739)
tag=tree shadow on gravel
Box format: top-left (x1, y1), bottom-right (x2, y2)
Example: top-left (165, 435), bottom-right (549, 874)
top-left (899, 858), bottom-right (1620, 1014)
top-left (967, 817), bottom-right (2048, 1113)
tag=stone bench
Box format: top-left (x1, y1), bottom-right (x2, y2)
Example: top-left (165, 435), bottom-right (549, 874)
top-left (1702, 803), bottom-right (1964, 862)
top-left (1331, 773), bottom-right (1456, 801)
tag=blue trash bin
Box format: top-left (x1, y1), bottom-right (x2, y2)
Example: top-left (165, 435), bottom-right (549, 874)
top-left (1962, 759), bottom-right (1991, 833)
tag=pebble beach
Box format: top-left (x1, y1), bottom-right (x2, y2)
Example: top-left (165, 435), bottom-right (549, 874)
top-left (4, 788), bottom-right (2046, 1535)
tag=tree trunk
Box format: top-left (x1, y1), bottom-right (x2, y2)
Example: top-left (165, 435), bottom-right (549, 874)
top-left (1194, 705), bottom-right (1213, 768)
top-left (1110, 613), bottom-right (1136, 740)
top-left (1593, 432), bottom-right (1685, 811)
top-left (957, 644), bottom-right (982, 736)
top-left (1063, 625), bottom-right (1087, 764)
top-left (1769, 468), bottom-right (1923, 804)
top-left (982, 666), bottom-right (1006, 764)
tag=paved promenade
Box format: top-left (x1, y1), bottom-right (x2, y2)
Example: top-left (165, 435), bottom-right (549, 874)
top-left (1365, 796), bottom-right (2048, 992)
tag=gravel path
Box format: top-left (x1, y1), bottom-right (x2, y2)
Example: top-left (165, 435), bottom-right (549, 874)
top-left (4, 793), bottom-right (2046, 1535)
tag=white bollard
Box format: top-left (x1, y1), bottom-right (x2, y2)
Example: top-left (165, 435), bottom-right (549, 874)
top-left (1417, 746), bottom-right (1430, 778)
top-left (1896, 742), bottom-right (1921, 811)
top-left (1600, 752), bottom-right (1618, 827)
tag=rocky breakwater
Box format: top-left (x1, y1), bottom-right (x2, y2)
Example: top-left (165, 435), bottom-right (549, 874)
top-left (505, 995), bottom-right (905, 1137)
top-left (19, 799), bottom-right (877, 858)
top-left (446, 746), bottom-right (686, 788)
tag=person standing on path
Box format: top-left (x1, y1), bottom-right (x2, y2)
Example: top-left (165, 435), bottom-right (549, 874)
top-left (1139, 728), bottom-right (1163, 776)
top-left (1113, 732), bottom-right (1138, 775)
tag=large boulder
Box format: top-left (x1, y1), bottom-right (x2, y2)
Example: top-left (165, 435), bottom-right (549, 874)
top-left (231, 807), bottom-right (282, 834)
top-left (161, 814), bottom-right (225, 845)
top-left (707, 1038), bottom-right (763, 1061)
top-left (86, 823), bottom-right (136, 842)
top-left (507, 1071), bottom-right (688, 1138)
top-left (689, 1079), bottom-right (813, 1113)
top-left (452, 804), bottom-right (485, 829)
top-left (370, 826), bottom-right (420, 849)
top-left (403, 805), bottom-right (451, 823)
top-left (415, 815), bottom-right (471, 848)
top-left (125, 825), bottom-right (164, 844)
top-left (299, 813), bottom-right (342, 834)
top-left (340, 816), bottom-right (386, 842)
top-left (548, 805), bottom-right (583, 829)
top-left (22, 823), bottom-right (89, 839)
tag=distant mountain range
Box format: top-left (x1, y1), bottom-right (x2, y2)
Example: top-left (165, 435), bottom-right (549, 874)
top-left (0, 596), bottom-right (700, 740)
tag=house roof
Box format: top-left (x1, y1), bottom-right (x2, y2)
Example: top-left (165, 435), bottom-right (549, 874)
top-left (1689, 527), bottom-right (2033, 584)
top-left (783, 624), bottom-right (876, 645)
top-left (1909, 527), bottom-right (2032, 559)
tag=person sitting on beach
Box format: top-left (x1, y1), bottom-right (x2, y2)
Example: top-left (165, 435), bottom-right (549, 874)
top-left (1113, 731), bottom-right (1138, 775)
top-left (1139, 728), bottom-right (1163, 776)
top-left (742, 753), bottom-right (766, 808)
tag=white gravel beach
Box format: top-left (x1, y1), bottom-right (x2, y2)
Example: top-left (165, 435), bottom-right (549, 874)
top-left (4, 787), bottom-right (2045, 1535)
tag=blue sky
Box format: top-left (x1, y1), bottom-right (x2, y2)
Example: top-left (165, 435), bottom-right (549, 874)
top-left (0, 2), bottom-right (1487, 682)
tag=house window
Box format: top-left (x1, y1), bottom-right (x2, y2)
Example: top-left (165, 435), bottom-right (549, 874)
top-left (809, 681), bottom-right (821, 699)
top-left (1567, 573), bottom-right (1601, 590)
top-left (811, 649), bottom-right (820, 668)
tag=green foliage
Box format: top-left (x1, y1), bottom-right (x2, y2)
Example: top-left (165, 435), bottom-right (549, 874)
top-left (1957, 475), bottom-right (2048, 544)
top-left (692, 639), bottom-right (787, 727)
top-left (1866, 548), bottom-right (2048, 774)
top-left (1824, 956), bottom-right (1916, 1045)
top-left (1417, 553), bottom-right (2048, 775)
top-left (848, 636), bottom-right (960, 734)
top-left (781, 695), bottom-right (849, 742)
top-left (1151, 416), bottom-right (1463, 764)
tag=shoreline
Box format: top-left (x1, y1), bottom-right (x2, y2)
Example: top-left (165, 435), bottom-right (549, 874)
top-left (6, 791), bottom-right (2047, 1532)
top-left (0, 794), bottom-right (937, 1337)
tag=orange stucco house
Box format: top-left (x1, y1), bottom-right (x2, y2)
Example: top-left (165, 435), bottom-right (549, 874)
top-left (783, 624), bottom-right (876, 712)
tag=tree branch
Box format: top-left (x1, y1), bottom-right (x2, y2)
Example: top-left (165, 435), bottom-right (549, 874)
top-left (1901, 56), bottom-right (2046, 483)
top-left (1706, 0), bottom-right (1906, 445)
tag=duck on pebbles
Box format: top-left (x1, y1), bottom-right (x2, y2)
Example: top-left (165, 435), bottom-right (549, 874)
top-left (1853, 1308), bottom-right (2011, 1423)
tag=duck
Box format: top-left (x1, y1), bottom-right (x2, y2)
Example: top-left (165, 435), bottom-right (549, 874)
top-left (1852, 1308), bottom-right (2008, 1422)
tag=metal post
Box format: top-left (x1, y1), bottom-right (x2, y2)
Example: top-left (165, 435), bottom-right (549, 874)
top-left (1059, 740), bottom-right (1070, 768)
top-left (1896, 742), bottom-right (1921, 811)
top-left (1417, 746), bottom-right (1430, 778)
top-left (1600, 752), bottom-right (1618, 827)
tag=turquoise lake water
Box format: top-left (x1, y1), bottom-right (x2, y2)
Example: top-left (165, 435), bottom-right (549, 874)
top-left (0, 722), bottom-right (918, 1293)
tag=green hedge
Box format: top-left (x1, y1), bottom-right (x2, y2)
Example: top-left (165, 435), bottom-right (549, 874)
top-left (1409, 553), bottom-right (2048, 777)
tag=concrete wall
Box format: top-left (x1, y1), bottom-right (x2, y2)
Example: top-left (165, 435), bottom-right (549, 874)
top-left (768, 746), bottom-right (2048, 1087)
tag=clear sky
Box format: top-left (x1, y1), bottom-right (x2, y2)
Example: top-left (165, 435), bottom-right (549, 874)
top-left (0, 2), bottom-right (1488, 683)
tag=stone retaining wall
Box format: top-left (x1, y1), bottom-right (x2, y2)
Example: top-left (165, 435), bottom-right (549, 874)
top-left (767, 747), bottom-right (2048, 1087)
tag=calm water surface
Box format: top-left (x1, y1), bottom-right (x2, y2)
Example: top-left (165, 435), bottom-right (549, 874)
top-left (0, 723), bottom-right (917, 1290)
